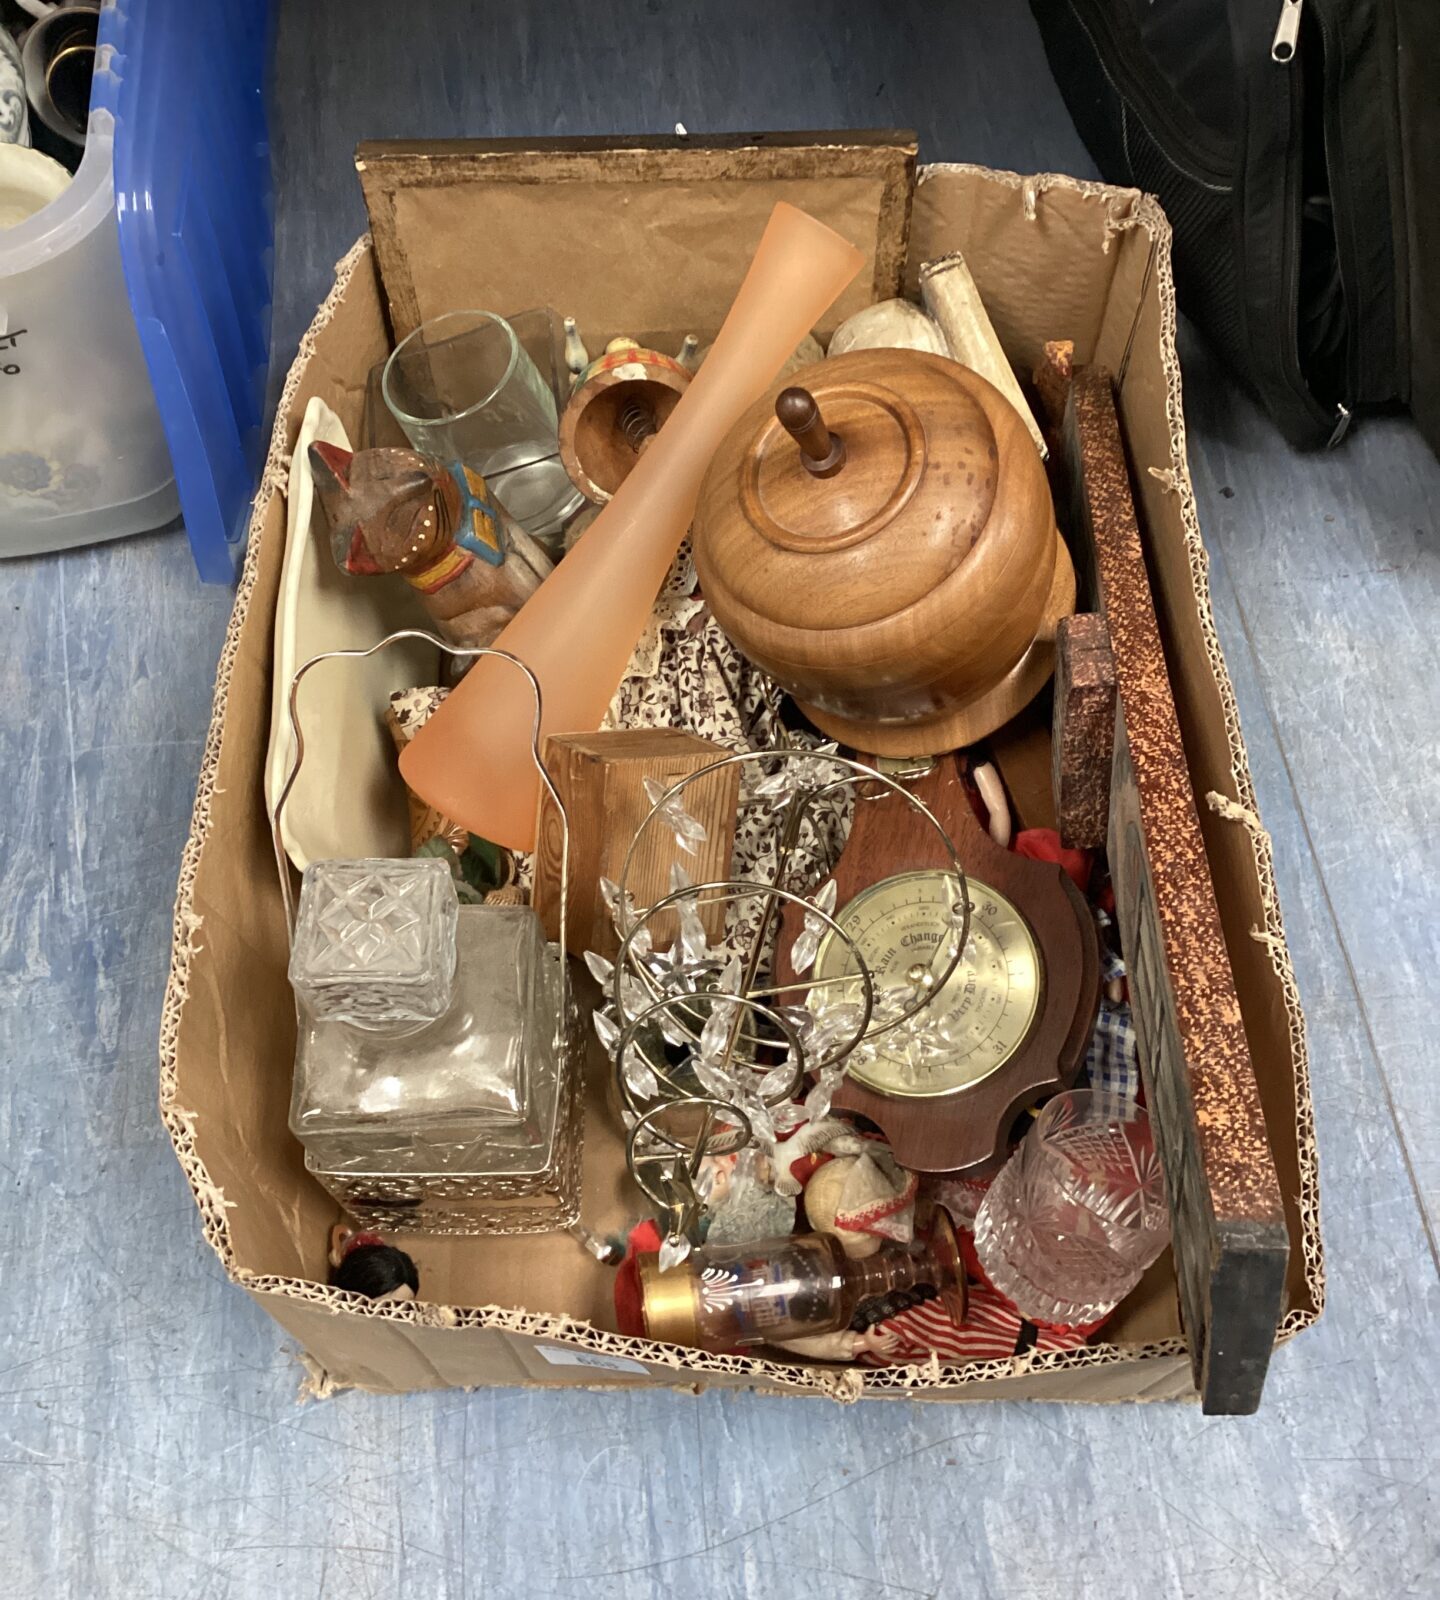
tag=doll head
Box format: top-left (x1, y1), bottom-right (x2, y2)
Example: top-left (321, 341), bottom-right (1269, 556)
top-left (803, 1157), bottom-right (884, 1259)
top-left (331, 1242), bottom-right (420, 1303)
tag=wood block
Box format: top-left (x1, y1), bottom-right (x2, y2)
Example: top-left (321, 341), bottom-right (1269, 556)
top-left (1051, 612), bottom-right (1117, 849)
top-left (1032, 338), bottom-right (1074, 437)
top-left (1064, 369), bottom-right (1288, 1415)
top-left (533, 729), bottom-right (740, 959)
top-left (986, 696), bottom-right (1058, 833)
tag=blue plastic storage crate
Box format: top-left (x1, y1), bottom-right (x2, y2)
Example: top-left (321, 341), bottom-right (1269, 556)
top-left (0, 0), bottom-right (273, 581)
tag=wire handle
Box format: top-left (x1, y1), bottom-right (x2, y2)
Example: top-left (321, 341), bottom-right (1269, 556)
top-left (270, 631), bottom-right (570, 970)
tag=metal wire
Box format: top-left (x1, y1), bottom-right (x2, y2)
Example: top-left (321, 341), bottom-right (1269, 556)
top-left (605, 746), bottom-right (971, 1246)
top-left (270, 631), bottom-right (572, 1054)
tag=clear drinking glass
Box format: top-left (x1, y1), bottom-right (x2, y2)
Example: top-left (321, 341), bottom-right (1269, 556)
top-left (381, 309), bottom-right (584, 543)
top-left (973, 1090), bottom-right (1170, 1325)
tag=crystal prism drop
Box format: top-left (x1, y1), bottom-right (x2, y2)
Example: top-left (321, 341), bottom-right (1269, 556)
top-left (805, 1078), bottom-right (834, 1123)
top-left (700, 999), bottom-right (738, 1063)
top-left (658, 1233), bottom-right (692, 1272)
top-left (592, 1008), bottom-right (621, 1053)
top-left (622, 1048), bottom-right (660, 1101)
top-left (790, 922), bottom-right (820, 975)
top-left (678, 898), bottom-right (709, 964)
top-left (643, 776), bottom-right (708, 854)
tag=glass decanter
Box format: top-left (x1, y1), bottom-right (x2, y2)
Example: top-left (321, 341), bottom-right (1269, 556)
top-left (287, 858), bottom-right (575, 1232)
top-left (638, 1213), bottom-right (965, 1352)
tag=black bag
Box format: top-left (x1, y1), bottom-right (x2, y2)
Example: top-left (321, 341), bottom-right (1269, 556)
top-left (1029, 0), bottom-right (1439, 453)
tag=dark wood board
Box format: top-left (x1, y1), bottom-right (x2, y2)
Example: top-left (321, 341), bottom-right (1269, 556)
top-left (1064, 369), bottom-right (1290, 1415)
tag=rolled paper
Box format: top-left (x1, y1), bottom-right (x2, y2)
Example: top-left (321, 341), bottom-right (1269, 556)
top-left (400, 202), bottom-right (865, 850)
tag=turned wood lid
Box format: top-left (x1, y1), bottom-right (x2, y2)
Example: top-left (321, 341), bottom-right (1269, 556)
top-left (697, 349), bottom-right (1026, 630)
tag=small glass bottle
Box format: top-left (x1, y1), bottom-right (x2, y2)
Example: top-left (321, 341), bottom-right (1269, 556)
top-left (638, 1212), bottom-right (966, 1352)
top-left (287, 858), bottom-right (577, 1233)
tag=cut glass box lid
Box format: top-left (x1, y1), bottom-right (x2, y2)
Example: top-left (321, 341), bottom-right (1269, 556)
top-left (289, 858), bottom-right (459, 1030)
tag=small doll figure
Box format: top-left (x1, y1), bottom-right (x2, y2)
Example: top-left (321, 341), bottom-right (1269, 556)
top-left (774, 1119), bottom-right (918, 1258)
top-left (329, 1223), bottom-right (420, 1304)
top-left (308, 442), bottom-right (553, 648)
top-left (801, 1148), bottom-right (917, 1259)
top-left (775, 1325), bottom-right (901, 1362)
top-left (697, 1147), bottom-right (797, 1245)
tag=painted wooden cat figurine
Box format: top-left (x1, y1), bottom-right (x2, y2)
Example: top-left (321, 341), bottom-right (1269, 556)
top-left (308, 443), bottom-right (553, 648)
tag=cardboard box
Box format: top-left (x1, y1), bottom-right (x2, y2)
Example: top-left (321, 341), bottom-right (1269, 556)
top-left (159, 142), bottom-right (1322, 1407)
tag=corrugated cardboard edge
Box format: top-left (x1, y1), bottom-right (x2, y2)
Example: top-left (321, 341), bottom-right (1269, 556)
top-left (918, 162), bottom-right (1147, 243)
top-left (158, 168), bottom-right (1323, 1400)
top-left (1134, 192), bottom-right (1324, 1345)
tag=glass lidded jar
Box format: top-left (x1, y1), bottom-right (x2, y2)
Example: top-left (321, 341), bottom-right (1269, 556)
top-left (287, 858), bottom-right (577, 1232)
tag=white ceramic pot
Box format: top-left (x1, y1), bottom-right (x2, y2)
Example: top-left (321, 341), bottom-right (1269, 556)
top-left (0, 26), bottom-right (29, 147)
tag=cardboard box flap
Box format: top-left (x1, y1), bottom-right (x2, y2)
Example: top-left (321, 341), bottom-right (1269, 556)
top-left (356, 130), bottom-right (917, 347)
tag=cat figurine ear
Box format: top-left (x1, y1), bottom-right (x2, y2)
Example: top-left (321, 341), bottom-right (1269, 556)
top-left (307, 442), bottom-right (554, 649)
top-left (308, 441), bottom-right (446, 576)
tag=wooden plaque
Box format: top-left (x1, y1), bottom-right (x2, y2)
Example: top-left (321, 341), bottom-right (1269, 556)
top-left (356, 130), bottom-right (917, 346)
top-left (1063, 369), bottom-right (1289, 1416)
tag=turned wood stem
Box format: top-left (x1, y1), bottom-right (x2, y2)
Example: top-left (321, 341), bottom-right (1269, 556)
top-left (776, 386), bottom-right (846, 477)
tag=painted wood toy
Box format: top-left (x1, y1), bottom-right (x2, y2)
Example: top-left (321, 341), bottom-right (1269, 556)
top-left (693, 347), bottom-right (1075, 755)
top-left (308, 442), bottom-right (553, 649)
top-left (558, 336), bottom-right (693, 504)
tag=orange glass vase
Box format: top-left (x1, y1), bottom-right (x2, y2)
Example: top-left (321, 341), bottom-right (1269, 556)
top-left (398, 202), bottom-right (865, 850)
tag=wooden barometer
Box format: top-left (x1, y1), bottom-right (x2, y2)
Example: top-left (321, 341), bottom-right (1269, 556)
top-left (777, 754), bottom-right (1099, 1174)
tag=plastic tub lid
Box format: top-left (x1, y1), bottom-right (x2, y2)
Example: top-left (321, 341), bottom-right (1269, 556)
top-left (94, 0), bottom-right (275, 582)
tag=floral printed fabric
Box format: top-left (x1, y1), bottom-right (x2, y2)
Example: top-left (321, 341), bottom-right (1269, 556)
top-left (602, 541), bottom-right (846, 956)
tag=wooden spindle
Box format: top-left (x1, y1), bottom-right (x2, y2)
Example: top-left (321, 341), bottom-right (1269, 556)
top-left (776, 386), bottom-right (846, 477)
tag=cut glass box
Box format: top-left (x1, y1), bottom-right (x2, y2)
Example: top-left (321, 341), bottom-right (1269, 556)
top-left (289, 859), bottom-right (581, 1234)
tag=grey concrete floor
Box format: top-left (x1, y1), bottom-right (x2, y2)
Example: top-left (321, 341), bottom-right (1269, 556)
top-left (1, 3), bottom-right (1437, 1596)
